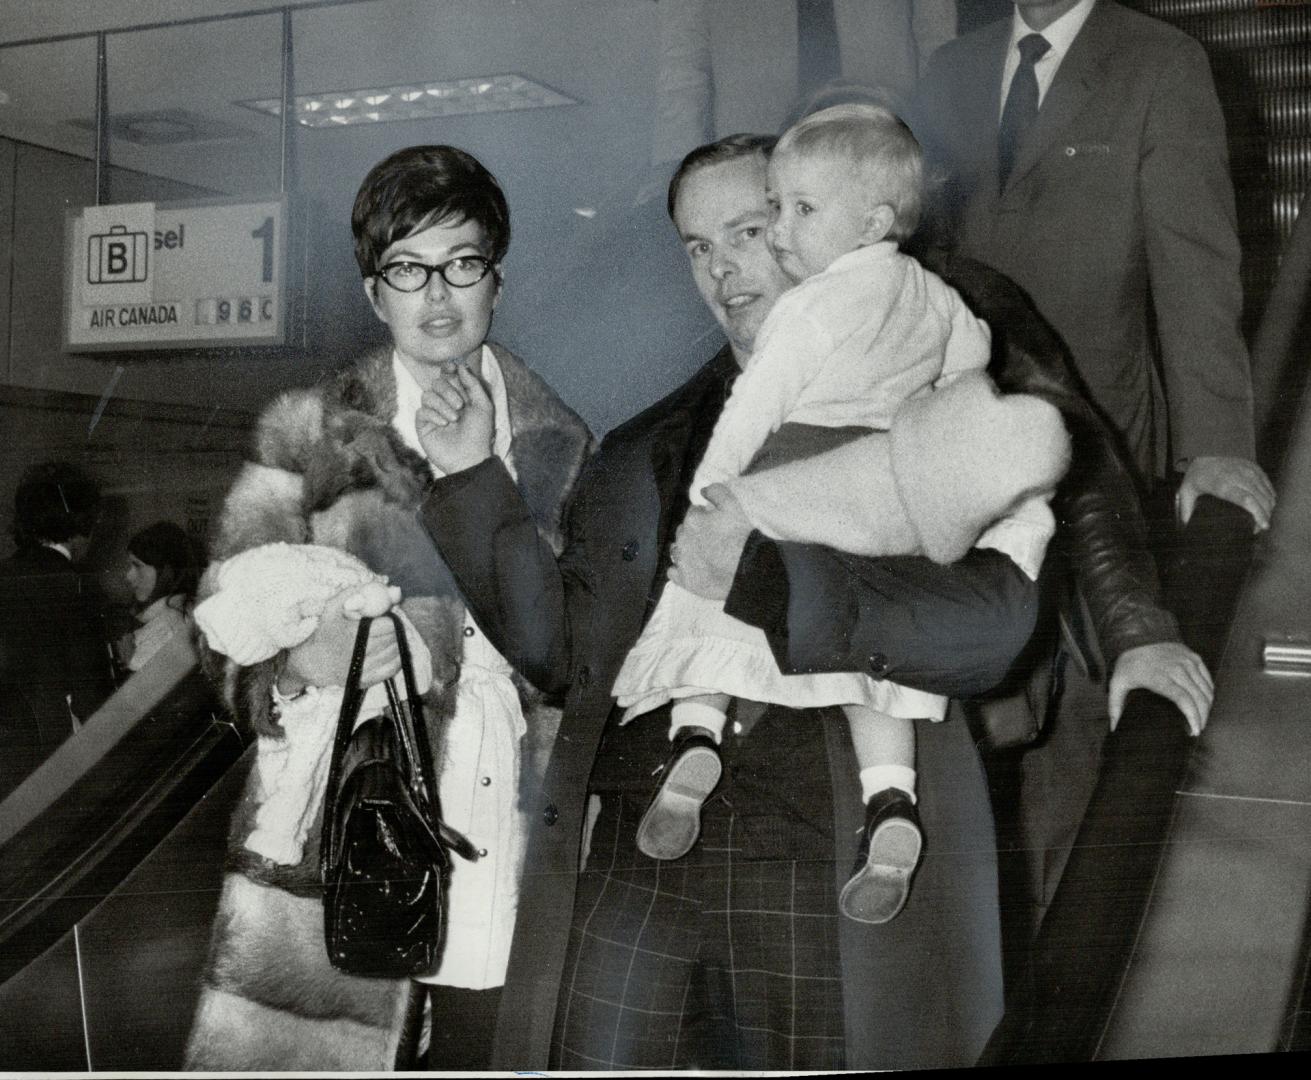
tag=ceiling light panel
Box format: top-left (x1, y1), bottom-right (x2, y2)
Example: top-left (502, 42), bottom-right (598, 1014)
top-left (238, 73), bottom-right (576, 127)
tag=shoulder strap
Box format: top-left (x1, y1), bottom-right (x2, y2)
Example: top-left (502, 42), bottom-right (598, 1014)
top-left (385, 610), bottom-right (435, 802)
top-left (319, 616), bottom-right (374, 878)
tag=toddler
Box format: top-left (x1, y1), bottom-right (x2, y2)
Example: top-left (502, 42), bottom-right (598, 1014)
top-left (611, 105), bottom-right (1066, 923)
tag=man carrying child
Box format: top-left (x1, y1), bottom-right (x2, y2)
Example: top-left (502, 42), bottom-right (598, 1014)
top-left (416, 121), bottom-right (1052, 1069)
top-left (608, 105), bottom-right (1067, 925)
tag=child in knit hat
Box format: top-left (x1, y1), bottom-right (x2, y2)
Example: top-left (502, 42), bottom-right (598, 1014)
top-left (194, 542), bottom-right (431, 866)
top-left (194, 542), bottom-right (401, 667)
top-left (610, 104), bottom-right (1068, 925)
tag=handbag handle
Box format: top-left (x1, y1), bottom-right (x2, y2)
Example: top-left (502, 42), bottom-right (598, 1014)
top-left (384, 610), bottom-right (437, 807)
top-left (319, 615), bottom-right (379, 880)
top-left (319, 612), bottom-right (478, 875)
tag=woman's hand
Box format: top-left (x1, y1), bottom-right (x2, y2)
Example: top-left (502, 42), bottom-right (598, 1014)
top-left (276, 589), bottom-right (401, 695)
top-left (417, 362), bottom-right (496, 474)
top-left (1108, 641), bottom-right (1214, 736)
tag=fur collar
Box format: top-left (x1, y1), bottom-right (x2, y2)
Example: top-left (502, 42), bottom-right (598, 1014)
top-left (247, 343), bottom-right (590, 551)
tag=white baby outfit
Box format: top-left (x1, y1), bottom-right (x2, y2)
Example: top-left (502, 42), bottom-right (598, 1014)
top-left (612, 242), bottom-right (1055, 724)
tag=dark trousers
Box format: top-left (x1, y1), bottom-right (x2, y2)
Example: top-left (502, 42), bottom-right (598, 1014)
top-left (989, 658), bottom-right (1108, 986)
top-left (551, 708), bottom-right (847, 1071)
top-left (422, 984), bottom-right (502, 1070)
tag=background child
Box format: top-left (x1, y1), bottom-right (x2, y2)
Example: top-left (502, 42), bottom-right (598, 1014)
top-left (611, 104), bottom-right (1067, 924)
top-left (118, 520), bottom-right (202, 672)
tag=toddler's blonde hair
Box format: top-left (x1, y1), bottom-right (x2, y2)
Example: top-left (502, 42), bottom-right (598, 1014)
top-left (776, 103), bottom-right (923, 241)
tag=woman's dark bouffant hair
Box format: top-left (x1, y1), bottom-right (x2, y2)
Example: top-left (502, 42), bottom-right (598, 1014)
top-left (351, 145), bottom-right (510, 277)
top-left (128, 521), bottom-right (201, 606)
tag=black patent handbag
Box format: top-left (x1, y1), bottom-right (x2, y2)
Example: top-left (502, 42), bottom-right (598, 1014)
top-left (319, 611), bottom-right (476, 978)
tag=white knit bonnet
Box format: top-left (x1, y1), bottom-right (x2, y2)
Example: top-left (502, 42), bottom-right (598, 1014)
top-left (194, 542), bottom-right (390, 666)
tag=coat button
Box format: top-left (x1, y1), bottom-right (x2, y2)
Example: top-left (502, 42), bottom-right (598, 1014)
top-left (868, 652), bottom-right (889, 676)
top-left (543, 803), bottom-right (559, 826)
top-left (480, 776), bottom-right (492, 786)
top-left (463, 625), bottom-right (476, 637)
top-left (477, 847), bottom-right (488, 858)
top-left (577, 665), bottom-right (591, 688)
top-left (621, 539), bottom-right (639, 561)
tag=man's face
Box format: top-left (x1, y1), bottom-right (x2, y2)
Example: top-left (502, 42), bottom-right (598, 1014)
top-left (766, 149), bottom-right (875, 282)
top-left (364, 215), bottom-right (500, 385)
top-left (672, 155), bottom-right (794, 364)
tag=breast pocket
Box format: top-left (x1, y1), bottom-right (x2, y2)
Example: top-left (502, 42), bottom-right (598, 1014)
top-left (1051, 141), bottom-right (1124, 199)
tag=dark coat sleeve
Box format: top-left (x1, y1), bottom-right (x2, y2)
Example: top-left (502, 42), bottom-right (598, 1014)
top-left (724, 540), bottom-right (1038, 699)
top-left (421, 456), bottom-right (592, 699)
top-left (432, 456), bottom-right (1043, 703)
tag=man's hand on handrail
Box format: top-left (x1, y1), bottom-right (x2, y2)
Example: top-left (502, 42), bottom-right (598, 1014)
top-left (1108, 641), bottom-right (1214, 737)
top-left (1177, 455), bottom-right (1275, 532)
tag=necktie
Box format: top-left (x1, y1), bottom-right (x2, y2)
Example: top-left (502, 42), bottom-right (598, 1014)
top-left (998, 33), bottom-right (1051, 190)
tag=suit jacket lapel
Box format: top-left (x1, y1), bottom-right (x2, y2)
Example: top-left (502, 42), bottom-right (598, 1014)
top-left (1003, 2), bottom-right (1115, 196)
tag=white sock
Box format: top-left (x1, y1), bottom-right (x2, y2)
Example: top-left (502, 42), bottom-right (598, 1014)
top-left (860, 764), bottom-right (917, 805)
top-left (669, 700), bottom-right (728, 744)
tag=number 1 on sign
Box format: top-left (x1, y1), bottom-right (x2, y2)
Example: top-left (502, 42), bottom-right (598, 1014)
top-left (251, 216), bottom-right (274, 284)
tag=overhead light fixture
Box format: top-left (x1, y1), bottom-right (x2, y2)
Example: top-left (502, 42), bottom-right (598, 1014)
top-left (237, 73), bottom-right (576, 128)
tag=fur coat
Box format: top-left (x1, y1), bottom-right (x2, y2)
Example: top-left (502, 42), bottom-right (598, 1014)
top-left (184, 343), bottom-right (591, 1071)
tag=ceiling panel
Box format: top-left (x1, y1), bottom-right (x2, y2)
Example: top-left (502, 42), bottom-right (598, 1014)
top-left (0, 0), bottom-right (669, 197)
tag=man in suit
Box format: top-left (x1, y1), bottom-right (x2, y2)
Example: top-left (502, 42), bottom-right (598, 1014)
top-left (915, 0), bottom-right (1274, 523)
top-left (913, 0), bottom-right (1274, 940)
top-left (417, 135), bottom-right (1040, 1070)
top-left (0, 462), bottom-right (115, 800)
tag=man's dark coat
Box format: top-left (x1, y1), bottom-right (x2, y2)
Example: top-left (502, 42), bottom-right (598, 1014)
top-left (0, 544), bottom-right (114, 799)
top-left (425, 344), bottom-right (1040, 1069)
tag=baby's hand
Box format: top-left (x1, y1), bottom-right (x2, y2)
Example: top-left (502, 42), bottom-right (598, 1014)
top-left (339, 581), bottom-right (402, 619)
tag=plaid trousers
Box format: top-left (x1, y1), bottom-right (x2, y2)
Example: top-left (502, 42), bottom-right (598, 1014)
top-left (550, 711), bottom-right (847, 1071)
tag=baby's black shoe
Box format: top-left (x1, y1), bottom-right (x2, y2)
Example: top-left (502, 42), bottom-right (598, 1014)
top-left (838, 787), bottom-right (923, 924)
top-left (635, 726), bottom-right (722, 861)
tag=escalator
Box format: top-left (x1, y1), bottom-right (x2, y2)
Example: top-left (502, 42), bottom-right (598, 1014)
top-left (983, 184), bottom-right (1311, 1064)
top-left (0, 634), bottom-right (249, 1070)
top-left (979, 0), bottom-right (1311, 1062)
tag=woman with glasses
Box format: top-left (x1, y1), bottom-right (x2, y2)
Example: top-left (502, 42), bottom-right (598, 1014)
top-left (185, 145), bottom-right (592, 1072)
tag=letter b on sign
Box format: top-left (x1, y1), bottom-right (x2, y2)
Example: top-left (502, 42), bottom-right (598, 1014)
top-left (88, 224), bottom-right (149, 284)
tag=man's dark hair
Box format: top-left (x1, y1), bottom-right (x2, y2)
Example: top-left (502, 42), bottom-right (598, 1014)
top-left (13, 461), bottom-right (100, 548)
top-left (666, 133), bottom-right (778, 223)
top-left (351, 145), bottom-right (510, 277)
top-left (128, 520), bottom-right (202, 604)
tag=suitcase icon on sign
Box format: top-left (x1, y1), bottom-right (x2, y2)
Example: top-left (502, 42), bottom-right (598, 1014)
top-left (87, 224), bottom-right (149, 284)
